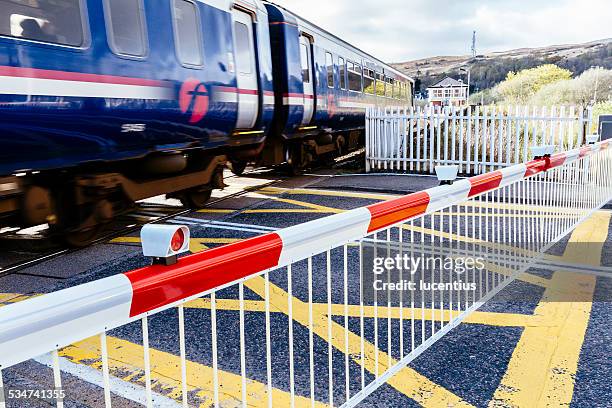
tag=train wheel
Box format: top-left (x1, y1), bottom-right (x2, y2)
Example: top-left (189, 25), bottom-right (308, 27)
top-left (52, 189), bottom-right (113, 247)
top-left (228, 160), bottom-right (247, 176)
top-left (285, 144), bottom-right (304, 175)
top-left (180, 188), bottom-right (212, 209)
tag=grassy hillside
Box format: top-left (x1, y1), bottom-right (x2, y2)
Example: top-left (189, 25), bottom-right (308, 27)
top-left (392, 39), bottom-right (612, 94)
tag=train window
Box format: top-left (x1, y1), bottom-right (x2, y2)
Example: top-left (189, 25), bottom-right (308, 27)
top-left (2, 0), bottom-right (85, 47)
top-left (385, 77), bottom-right (393, 98)
top-left (300, 43), bottom-right (310, 83)
top-left (400, 82), bottom-right (408, 100)
top-left (172, 0), bottom-right (203, 67)
top-left (348, 62), bottom-right (362, 93)
top-left (363, 69), bottom-right (375, 95)
top-left (234, 22), bottom-right (252, 73)
top-left (104, 0), bottom-right (147, 57)
top-left (338, 57), bottom-right (346, 90)
top-left (376, 73), bottom-right (385, 97)
top-left (326, 52), bottom-right (334, 88)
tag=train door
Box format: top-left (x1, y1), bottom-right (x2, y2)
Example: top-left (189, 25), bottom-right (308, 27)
top-left (299, 35), bottom-right (314, 125)
top-left (232, 9), bottom-right (259, 129)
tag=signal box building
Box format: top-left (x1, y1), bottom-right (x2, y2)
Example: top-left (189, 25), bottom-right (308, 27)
top-left (427, 77), bottom-right (468, 107)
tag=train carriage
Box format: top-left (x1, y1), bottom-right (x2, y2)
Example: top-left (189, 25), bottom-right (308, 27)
top-left (0, 0), bottom-right (273, 243)
top-left (260, 2), bottom-right (413, 171)
top-left (0, 0), bottom-right (413, 245)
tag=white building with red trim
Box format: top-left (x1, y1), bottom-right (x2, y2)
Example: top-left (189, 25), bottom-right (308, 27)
top-left (427, 77), bottom-right (468, 107)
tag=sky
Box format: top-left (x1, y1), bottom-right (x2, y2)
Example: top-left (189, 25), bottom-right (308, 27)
top-left (270, 0), bottom-right (612, 62)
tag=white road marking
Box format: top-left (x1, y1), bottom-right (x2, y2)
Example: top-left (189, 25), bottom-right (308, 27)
top-left (34, 354), bottom-right (182, 407)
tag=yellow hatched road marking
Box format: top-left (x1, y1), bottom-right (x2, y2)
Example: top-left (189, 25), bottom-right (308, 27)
top-left (60, 335), bottom-right (327, 407)
top-left (491, 211), bottom-right (610, 407)
top-left (259, 186), bottom-right (397, 201)
top-left (185, 298), bottom-right (546, 328)
top-left (244, 276), bottom-right (473, 407)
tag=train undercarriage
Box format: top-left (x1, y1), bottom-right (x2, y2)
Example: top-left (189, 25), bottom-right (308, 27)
top-left (0, 152), bottom-right (226, 246)
top-left (0, 129), bottom-right (364, 247)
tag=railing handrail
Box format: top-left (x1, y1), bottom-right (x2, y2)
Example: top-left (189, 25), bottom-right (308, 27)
top-left (0, 140), bottom-right (609, 369)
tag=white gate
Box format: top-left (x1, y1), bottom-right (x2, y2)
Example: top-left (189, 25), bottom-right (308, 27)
top-left (366, 105), bottom-right (593, 175)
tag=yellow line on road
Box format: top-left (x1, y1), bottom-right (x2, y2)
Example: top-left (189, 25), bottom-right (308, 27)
top-left (259, 186), bottom-right (397, 201)
top-left (266, 197), bottom-right (344, 214)
top-left (184, 298), bottom-right (542, 328)
top-left (244, 276), bottom-right (473, 407)
top-left (60, 335), bottom-right (327, 408)
top-left (197, 209), bottom-right (235, 214)
top-left (491, 211), bottom-right (609, 407)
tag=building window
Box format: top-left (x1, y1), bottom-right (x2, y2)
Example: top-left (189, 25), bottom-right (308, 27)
top-left (2, 0), bottom-right (85, 47)
top-left (326, 52), bottom-right (334, 88)
top-left (104, 0), bottom-right (147, 57)
top-left (300, 43), bottom-right (310, 83)
top-left (173, 0), bottom-right (203, 67)
top-left (338, 57), bottom-right (346, 89)
top-left (348, 61), bottom-right (362, 92)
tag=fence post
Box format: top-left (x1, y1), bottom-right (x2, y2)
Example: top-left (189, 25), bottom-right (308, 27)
top-left (365, 107), bottom-right (371, 172)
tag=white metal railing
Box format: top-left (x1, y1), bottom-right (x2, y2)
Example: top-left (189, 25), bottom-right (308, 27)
top-left (366, 105), bottom-right (593, 175)
top-left (0, 142), bottom-right (610, 407)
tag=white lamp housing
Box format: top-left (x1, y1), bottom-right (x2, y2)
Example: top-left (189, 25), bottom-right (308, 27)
top-left (141, 224), bottom-right (190, 265)
top-left (530, 145), bottom-right (555, 159)
top-left (435, 165), bottom-right (459, 185)
top-left (586, 134), bottom-right (599, 145)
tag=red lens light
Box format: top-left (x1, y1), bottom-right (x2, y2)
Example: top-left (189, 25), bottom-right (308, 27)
top-left (171, 229), bottom-right (185, 252)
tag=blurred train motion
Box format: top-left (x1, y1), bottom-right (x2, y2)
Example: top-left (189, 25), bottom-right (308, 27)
top-left (0, 0), bottom-right (413, 244)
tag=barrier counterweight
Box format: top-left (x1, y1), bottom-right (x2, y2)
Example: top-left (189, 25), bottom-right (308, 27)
top-left (0, 141), bottom-right (610, 407)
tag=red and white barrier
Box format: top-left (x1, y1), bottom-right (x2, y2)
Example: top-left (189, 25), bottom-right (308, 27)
top-left (0, 140), bottom-right (610, 408)
top-left (0, 140), bottom-right (609, 370)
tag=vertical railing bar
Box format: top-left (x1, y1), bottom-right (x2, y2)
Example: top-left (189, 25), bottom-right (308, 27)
top-left (386, 229), bottom-right (392, 371)
top-left (100, 332), bottom-right (112, 408)
top-left (178, 305), bottom-right (188, 408)
top-left (343, 244), bottom-right (350, 403)
top-left (359, 241), bottom-right (366, 391)
top-left (52, 349), bottom-right (64, 408)
top-left (308, 257), bottom-right (315, 408)
top-left (142, 317), bottom-right (153, 408)
top-left (265, 271), bottom-right (273, 408)
top-left (287, 264), bottom-right (296, 408)
top-left (326, 250), bottom-right (334, 408)
top-left (239, 282), bottom-right (248, 408)
top-left (211, 292), bottom-right (220, 408)
top-left (398, 226), bottom-right (404, 360)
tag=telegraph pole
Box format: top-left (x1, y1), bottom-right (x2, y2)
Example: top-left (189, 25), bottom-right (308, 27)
top-left (471, 31), bottom-right (476, 58)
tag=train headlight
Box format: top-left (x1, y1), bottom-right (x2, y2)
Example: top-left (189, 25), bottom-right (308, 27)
top-left (141, 224), bottom-right (190, 266)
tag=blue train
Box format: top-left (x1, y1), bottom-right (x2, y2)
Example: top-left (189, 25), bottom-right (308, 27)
top-left (0, 0), bottom-right (412, 243)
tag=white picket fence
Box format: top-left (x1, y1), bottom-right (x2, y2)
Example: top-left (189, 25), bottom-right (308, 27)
top-left (366, 105), bottom-right (593, 175)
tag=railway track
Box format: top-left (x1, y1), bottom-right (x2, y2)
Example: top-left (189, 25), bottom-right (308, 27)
top-left (0, 152), bottom-right (364, 276)
top-left (0, 167), bottom-right (288, 276)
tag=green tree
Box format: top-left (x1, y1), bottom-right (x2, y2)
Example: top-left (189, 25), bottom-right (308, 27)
top-left (530, 68), bottom-right (612, 106)
top-left (496, 64), bottom-right (572, 104)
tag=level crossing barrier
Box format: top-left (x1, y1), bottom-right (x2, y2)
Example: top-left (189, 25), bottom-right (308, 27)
top-left (366, 105), bottom-right (593, 175)
top-left (0, 141), bottom-right (611, 407)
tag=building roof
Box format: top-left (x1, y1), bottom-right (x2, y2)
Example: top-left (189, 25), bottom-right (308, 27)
top-left (428, 77), bottom-right (468, 88)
